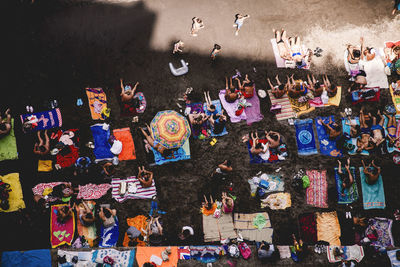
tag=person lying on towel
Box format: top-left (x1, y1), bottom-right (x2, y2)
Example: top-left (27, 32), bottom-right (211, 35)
top-left (318, 117), bottom-right (342, 140)
top-left (307, 74), bottom-right (323, 97)
top-left (57, 205), bottom-right (73, 224)
top-left (137, 166), bottom-right (153, 188)
top-left (208, 111), bottom-right (227, 135)
top-left (386, 113), bottom-right (400, 149)
top-left (267, 75), bottom-right (288, 99)
top-left (140, 124), bottom-right (174, 159)
top-left (362, 160), bottom-right (381, 185)
top-left (224, 77), bottom-right (239, 103)
top-left (0, 108), bottom-right (11, 138)
top-left (369, 111), bottom-right (386, 148)
top-left (120, 78), bottom-right (139, 103)
top-left (148, 216), bottom-right (163, 245)
top-left (75, 201), bottom-right (95, 226)
top-left (99, 207), bottom-right (117, 228)
top-left (287, 75), bottom-right (306, 99)
top-left (236, 74), bottom-right (254, 99)
top-left (337, 158), bottom-right (354, 197)
top-left (33, 130), bottom-right (50, 156)
top-left (357, 110), bottom-right (375, 153)
top-left (273, 28), bottom-right (292, 61)
top-left (347, 71), bottom-right (367, 93)
top-left (323, 74), bottom-right (338, 98)
top-left (250, 131), bottom-right (271, 161)
top-left (201, 195), bottom-right (217, 216)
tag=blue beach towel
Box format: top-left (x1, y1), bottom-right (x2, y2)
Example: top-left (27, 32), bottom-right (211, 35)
top-left (359, 167), bottom-right (385, 210)
top-left (20, 108), bottom-right (62, 132)
top-left (92, 248), bottom-right (135, 266)
top-left (203, 100), bottom-right (228, 137)
top-left (294, 119), bottom-right (318, 156)
top-left (315, 116), bottom-right (342, 157)
top-left (384, 115), bottom-right (400, 154)
top-left (388, 249), bottom-right (400, 267)
top-left (90, 124), bottom-right (114, 162)
top-left (342, 117), bottom-right (369, 156)
top-left (334, 167), bottom-right (359, 204)
top-left (1, 249), bottom-right (51, 267)
top-left (246, 141), bottom-right (287, 164)
top-left (152, 139), bottom-right (191, 165)
top-left (99, 217), bottom-right (119, 248)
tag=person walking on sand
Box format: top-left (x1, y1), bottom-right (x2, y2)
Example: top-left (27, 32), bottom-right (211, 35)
top-left (172, 40), bottom-right (184, 54)
top-left (233, 14), bottom-right (250, 36)
top-left (191, 17), bottom-right (204, 37)
top-left (211, 44), bottom-right (221, 60)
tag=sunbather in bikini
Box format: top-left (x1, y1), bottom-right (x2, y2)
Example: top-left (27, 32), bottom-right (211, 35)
top-left (322, 74), bottom-right (338, 98)
top-left (0, 108), bottom-right (11, 138)
top-left (346, 41), bottom-right (362, 80)
top-left (221, 192), bottom-right (234, 214)
top-left (273, 28), bottom-right (292, 61)
top-left (369, 111), bottom-right (386, 147)
top-left (267, 75), bottom-right (287, 99)
top-left (236, 74), bottom-right (254, 99)
top-left (140, 124), bottom-right (168, 156)
top-left (318, 117), bottom-right (342, 140)
top-left (201, 195), bottom-right (217, 216)
top-left (120, 78), bottom-right (139, 103)
top-left (344, 120), bottom-right (361, 138)
top-left (385, 113), bottom-right (400, 148)
top-left (204, 91), bottom-right (217, 116)
top-left (224, 77), bottom-right (239, 103)
top-left (33, 130), bottom-right (50, 156)
top-left (265, 130), bottom-right (281, 149)
top-left (362, 160), bottom-right (381, 185)
top-left (306, 74), bottom-right (323, 97)
top-left (288, 36), bottom-right (307, 68)
top-left (356, 110), bottom-right (375, 153)
top-left (287, 75), bottom-right (305, 98)
top-left (137, 166), bottom-right (153, 188)
top-left (337, 158), bottom-right (354, 196)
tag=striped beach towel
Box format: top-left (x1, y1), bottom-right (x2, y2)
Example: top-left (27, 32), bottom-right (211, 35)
top-left (111, 177), bottom-right (156, 202)
top-left (267, 90), bottom-right (295, 121)
top-left (306, 170), bottom-right (328, 208)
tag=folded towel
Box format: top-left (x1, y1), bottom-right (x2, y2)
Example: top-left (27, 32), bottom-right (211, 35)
top-left (111, 177), bottom-right (156, 202)
top-left (90, 124), bottom-right (113, 162)
top-left (0, 173), bottom-right (25, 212)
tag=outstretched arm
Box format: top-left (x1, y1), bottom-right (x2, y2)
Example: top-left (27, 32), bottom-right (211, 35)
top-left (120, 79), bottom-right (124, 95)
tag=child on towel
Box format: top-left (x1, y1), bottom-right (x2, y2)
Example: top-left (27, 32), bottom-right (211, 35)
top-left (337, 158), bottom-right (354, 197)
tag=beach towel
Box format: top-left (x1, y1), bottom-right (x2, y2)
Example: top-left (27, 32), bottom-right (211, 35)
top-left (190, 246), bottom-right (222, 263)
top-left (0, 119), bottom-right (18, 161)
top-left (277, 246), bottom-right (291, 259)
top-left (295, 119), bottom-right (318, 155)
top-left (315, 116), bottom-right (342, 157)
top-left (359, 167), bottom-right (385, 209)
top-left (316, 211), bottom-right (341, 246)
top-left (267, 90), bottom-right (295, 121)
top-left (113, 128), bottom-right (136, 161)
top-left (178, 246), bottom-right (191, 260)
top-left (187, 102), bottom-right (209, 139)
top-left (256, 173), bottom-right (285, 193)
top-left (390, 84), bottom-right (400, 115)
top-left (351, 87), bottom-right (380, 105)
top-left (327, 245), bottom-right (364, 263)
top-left (1, 249), bottom-right (51, 267)
top-left (218, 89), bottom-right (247, 123)
top-left (32, 182), bottom-right (71, 202)
top-left (0, 173), bottom-right (25, 212)
top-left (38, 160), bottom-right (52, 172)
top-left (75, 201), bottom-right (97, 247)
top-left (244, 86), bottom-right (264, 125)
top-left (203, 212), bottom-right (237, 242)
top-left (111, 176), bottom-right (156, 202)
top-left (90, 124), bottom-right (113, 162)
top-left (289, 96), bottom-right (315, 116)
top-left (99, 216), bottom-right (119, 248)
top-left (327, 86), bottom-right (342, 107)
top-left (365, 217), bottom-right (394, 248)
top-left (270, 38), bottom-right (310, 69)
top-left (122, 215), bottom-right (148, 247)
top-left (384, 115), bottom-right (400, 154)
top-left (20, 108), bottom-right (62, 132)
top-left (55, 129), bottom-right (80, 168)
top-left (86, 88), bottom-right (107, 120)
top-left (334, 167), bottom-right (359, 204)
top-left (298, 213), bottom-right (317, 245)
top-left (342, 117), bottom-right (370, 156)
top-left (388, 249), bottom-right (400, 266)
top-left (203, 100), bottom-right (228, 136)
top-left (116, 88), bottom-right (147, 117)
top-left (152, 139), bottom-right (190, 165)
top-left (360, 56), bottom-right (389, 89)
top-left (261, 192), bottom-right (291, 210)
top-left (233, 212), bottom-right (273, 243)
top-left (136, 247), bottom-right (178, 267)
top-left (92, 248), bottom-right (136, 267)
top-left (50, 204), bottom-right (75, 248)
top-left (246, 139), bottom-right (288, 163)
top-left (306, 170), bottom-right (328, 208)
top-left (77, 183), bottom-right (111, 199)
top-left (57, 250), bottom-right (92, 264)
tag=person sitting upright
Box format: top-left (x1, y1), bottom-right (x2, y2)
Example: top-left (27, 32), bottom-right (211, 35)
top-left (307, 74), bottom-right (323, 97)
top-left (337, 158), bottom-right (354, 196)
top-left (267, 75), bottom-right (287, 99)
top-left (99, 207), bottom-right (117, 228)
top-left (137, 166), bottom-right (153, 188)
top-left (33, 130), bottom-right (50, 156)
top-left (0, 108), bottom-right (12, 137)
top-left (224, 77), bottom-right (239, 103)
top-left (287, 75), bottom-right (305, 98)
top-left (250, 132), bottom-right (270, 161)
top-left (120, 78), bottom-right (139, 103)
top-left (362, 160), bottom-right (381, 185)
top-left (236, 74), bottom-right (254, 99)
top-left (208, 110), bottom-right (227, 135)
top-left (322, 74), bottom-right (338, 97)
top-left (318, 117), bottom-right (342, 140)
top-left (257, 241), bottom-right (275, 261)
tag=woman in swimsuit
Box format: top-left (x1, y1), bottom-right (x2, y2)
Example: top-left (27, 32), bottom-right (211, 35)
top-left (273, 29), bottom-right (292, 60)
top-left (288, 36), bottom-right (306, 68)
top-left (306, 74), bottom-right (323, 97)
top-left (33, 130), bottom-right (50, 156)
top-left (385, 113), bottom-right (400, 147)
top-left (318, 117), bottom-right (342, 140)
top-left (224, 77), bottom-right (239, 103)
top-left (337, 158), bottom-right (354, 196)
top-left (369, 111), bottom-right (385, 147)
top-left (140, 124), bottom-right (168, 155)
top-left (322, 74), bottom-right (338, 97)
top-left (356, 110), bottom-right (375, 153)
top-left (236, 74), bottom-right (254, 99)
top-left (267, 75), bottom-right (287, 99)
top-left (120, 78), bottom-right (139, 103)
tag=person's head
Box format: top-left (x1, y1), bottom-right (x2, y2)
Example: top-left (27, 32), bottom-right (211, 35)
top-left (255, 143), bottom-right (262, 149)
top-left (235, 13), bottom-right (240, 19)
top-left (269, 133), bottom-right (279, 142)
top-left (329, 83), bottom-right (337, 91)
top-left (61, 206), bottom-right (70, 214)
top-left (352, 49), bottom-right (361, 59)
top-left (161, 149), bottom-right (173, 158)
top-left (195, 115), bottom-right (203, 122)
top-left (103, 208), bottom-right (111, 218)
top-left (363, 47), bottom-right (373, 55)
top-left (39, 146), bottom-right (46, 152)
top-left (214, 44), bottom-right (221, 50)
top-left (23, 121), bottom-right (33, 131)
top-left (314, 82), bottom-right (321, 89)
top-left (226, 160), bottom-right (232, 167)
top-left (351, 125), bottom-right (361, 138)
top-left (264, 243), bottom-right (270, 250)
top-left (295, 59), bottom-right (304, 67)
top-left (104, 164), bottom-right (115, 175)
top-left (206, 202), bottom-right (212, 210)
top-left (396, 250), bottom-right (400, 261)
top-left (370, 167), bottom-right (378, 175)
top-left (143, 262), bottom-right (156, 267)
top-left (209, 104), bottom-right (216, 111)
top-left (85, 212), bottom-right (93, 219)
top-left (278, 84), bottom-right (285, 91)
top-left (196, 18), bottom-right (202, 23)
top-left (143, 172), bottom-right (150, 182)
top-left (179, 229), bottom-right (191, 240)
top-left (0, 124), bottom-right (6, 131)
top-left (333, 123), bottom-right (341, 132)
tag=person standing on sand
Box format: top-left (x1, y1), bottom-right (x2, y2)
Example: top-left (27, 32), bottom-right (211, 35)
top-left (191, 17), bottom-right (204, 36)
top-left (211, 44), bottom-right (221, 60)
top-left (233, 14), bottom-right (250, 36)
top-left (172, 40), bottom-right (184, 54)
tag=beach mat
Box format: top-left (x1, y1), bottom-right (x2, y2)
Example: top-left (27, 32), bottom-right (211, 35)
top-left (187, 102), bottom-right (208, 138)
top-left (32, 182), bottom-right (71, 202)
top-left (0, 119), bottom-right (18, 161)
top-left (316, 211), bottom-right (341, 246)
top-left (290, 95), bottom-right (315, 116)
top-left (365, 217), bottom-right (394, 248)
top-left (122, 215), bottom-right (148, 247)
top-left (295, 119), bottom-right (318, 155)
top-left (20, 108), bottom-right (62, 132)
top-left (86, 88), bottom-right (107, 120)
top-left (0, 173), bottom-right (25, 212)
top-left (298, 213), bottom-right (317, 245)
top-left (388, 249), bottom-right (400, 266)
top-left (218, 89), bottom-right (247, 123)
top-left (90, 124), bottom-right (113, 162)
top-left (76, 183), bottom-right (111, 199)
top-left (92, 248), bottom-right (136, 266)
top-left (359, 167), bottom-right (385, 209)
top-left (233, 212), bottom-right (273, 243)
top-left (113, 128), bottom-right (136, 161)
top-left (327, 245), bottom-right (364, 263)
top-left (55, 129), bottom-right (79, 168)
top-left (203, 212), bottom-right (237, 242)
top-left (270, 38), bottom-right (310, 69)
top-left (75, 201), bottom-right (97, 247)
top-left (136, 247), bottom-right (178, 267)
top-left (334, 167), bottom-right (359, 204)
top-left (50, 204), bottom-right (75, 248)
top-left (306, 170), bottom-right (328, 208)
top-left (178, 246), bottom-right (191, 260)
top-left (342, 117), bottom-right (369, 156)
top-left (390, 84), bottom-right (400, 115)
top-left (245, 86), bottom-right (264, 125)
top-left (261, 192), bottom-right (291, 210)
top-left (111, 176), bottom-right (156, 202)
top-left (351, 87), bottom-right (380, 105)
top-left (1, 249), bottom-right (52, 267)
top-left (315, 116), bottom-right (342, 157)
top-left (203, 100), bottom-right (228, 136)
top-left (99, 217), bottom-right (119, 248)
top-left (152, 139), bottom-right (190, 165)
top-left (267, 90), bottom-right (295, 121)
top-left (38, 160), bottom-right (52, 172)
top-left (327, 86), bottom-right (342, 106)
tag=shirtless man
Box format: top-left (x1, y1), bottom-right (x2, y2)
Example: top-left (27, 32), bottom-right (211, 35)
top-left (273, 29), bottom-right (292, 60)
top-left (33, 130), bottom-right (50, 155)
top-left (120, 78), bottom-right (139, 103)
top-left (357, 110), bottom-right (375, 153)
top-left (362, 160), bottom-right (381, 185)
top-left (318, 117), bottom-right (342, 140)
top-left (307, 74), bottom-right (323, 97)
top-left (267, 75), bottom-right (287, 99)
top-left (224, 77), bottom-right (239, 103)
top-left (0, 108), bottom-right (12, 137)
top-left (137, 166), bottom-right (153, 188)
top-left (188, 113), bottom-right (209, 127)
top-left (337, 158), bottom-right (354, 196)
top-left (265, 130), bottom-right (281, 149)
top-left (370, 111), bottom-right (385, 147)
top-left (250, 132), bottom-right (270, 161)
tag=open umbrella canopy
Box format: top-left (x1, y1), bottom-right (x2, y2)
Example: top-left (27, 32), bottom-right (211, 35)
top-left (150, 110), bottom-right (191, 149)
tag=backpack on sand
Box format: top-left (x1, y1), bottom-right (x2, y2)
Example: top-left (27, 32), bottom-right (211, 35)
top-left (238, 242), bottom-right (252, 259)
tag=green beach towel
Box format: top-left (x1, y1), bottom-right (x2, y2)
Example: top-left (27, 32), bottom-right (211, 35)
top-left (0, 119), bottom-right (18, 161)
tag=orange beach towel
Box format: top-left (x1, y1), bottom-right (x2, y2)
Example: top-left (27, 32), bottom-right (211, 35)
top-left (86, 88), bottom-right (107, 120)
top-left (136, 246), bottom-right (178, 267)
top-left (123, 215), bottom-right (148, 247)
top-left (113, 128), bottom-right (136, 161)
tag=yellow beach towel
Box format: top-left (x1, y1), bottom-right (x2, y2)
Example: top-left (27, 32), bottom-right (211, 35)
top-left (38, 160), bottom-right (53, 172)
top-left (316, 211), bottom-right (341, 246)
top-left (0, 173), bottom-right (25, 212)
top-left (326, 86), bottom-right (342, 107)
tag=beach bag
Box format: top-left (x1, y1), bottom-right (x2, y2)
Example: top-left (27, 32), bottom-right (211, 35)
top-left (238, 242), bottom-right (252, 259)
top-left (302, 175), bottom-right (310, 189)
top-left (228, 244), bottom-right (240, 258)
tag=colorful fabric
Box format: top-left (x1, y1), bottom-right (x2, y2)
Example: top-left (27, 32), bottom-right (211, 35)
top-left (86, 88), bottom-right (107, 120)
top-left (334, 167), bottom-right (359, 204)
top-left (289, 96), bottom-right (315, 117)
top-left (267, 90), bottom-right (295, 121)
top-left (187, 102), bottom-right (208, 138)
top-left (0, 119), bottom-right (18, 161)
top-left (0, 173), bottom-right (25, 212)
top-left (295, 119), bottom-right (318, 155)
top-left (150, 110), bottom-right (191, 149)
top-left (270, 39), bottom-right (310, 69)
top-left (256, 174), bottom-right (284, 193)
top-left (359, 167), bottom-right (386, 209)
top-left (55, 129), bottom-right (79, 168)
top-left (75, 201), bottom-right (97, 247)
top-left (315, 116), bottom-right (342, 157)
top-left (178, 246), bottom-right (191, 260)
top-left (117, 88), bottom-right (147, 117)
top-left (113, 128), bottom-right (136, 161)
top-left (390, 84), bottom-right (400, 114)
top-left (233, 213), bottom-right (273, 243)
top-left (219, 89), bottom-right (247, 123)
top-left (38, 160), bottom-right (52, 172)
top-left (90, 124), bottom-right (113, 162)
top-left (203, 212), bottom-right (237, 242)
top-left (50, 204), bottom-right (75, 248)
top-left (261, 192), bottom-right (291, 210)
top-left (122, 215), bottom-right (148, 247)
top-left (203, 100), bottom-right (228, 136)
top-left (1, 249), bottom-right (51, 267)
top-left (99, 217), bottom-right (119, 248)
top-left (111, 176), bottom-right (156, 202)
top-left (365, 217), bottom-right (394, 248)
top-left (20, 108), bottom-right (62, 132)
top-left (298, 213), bottom-right (317, 244)
top-left (327, 86), bottom-right (342, 106)
top-left (316, 211), bottom-right (341, 246)
top-left (306, 170), bottom-right (328, 208)
top-left (136, 247), bottom-right (178, 267)
top-left (77, 183), bottom-right (111, 199)
top-left (351, 87), bottom-right (380, 105)
top-left (244, 86), bottom-right (264, 125)
top-left (327, 245), bottom-right (364, 263)
top-left (190, 246), bottom-right (222, 263)
top-left (342, 117), bottom-right (369, 156)
top-left (388, 249), bottom-right (400, 266)
top-left (32, 182), bottom-right (70, 202)
top-left (152, 139), bottom-right (191, 165)
top-left (92, 248), bottom-right (136, 267)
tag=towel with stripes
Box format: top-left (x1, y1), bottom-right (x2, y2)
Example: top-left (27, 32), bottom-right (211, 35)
top-left (111, 177), bottom-right (156, 202)
top-left (267, 90), bottom-right (295, 121)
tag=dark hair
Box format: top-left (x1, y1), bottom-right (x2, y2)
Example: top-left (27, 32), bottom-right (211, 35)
top-left (212, 114), bottom-right (219, 120)
top-left (38, 198), bottom-right (45, 207)
top-left (103, 208), bottom-right (111, 218)
top-left (195, 115), bottom-right (203, 122)
top-left (214, 44), bottom-right (221, 50)
top-left (162, 149), bottom-right (173, 158)
top-left (132, 98), bottom-right (140, 108)
top-left (269, 133), bottom-right (279, 141)
top-left (105, 164), bottom-right (115, 175)
top-left (352, 125), bottom-right (361, 137)
top-left (209, 104), bottom-right (216, 110)
top-left (226, 160), bottom-right (232, 167)
top-left (255, 143), bottom-right (262, 149)
top-left (182, 229), bottom-right (191, 238)
top-left (0, 124), bottom-right (6, 131)
top-left (353, 49), bottom-right (361, 58)
top-left (138, 235), bottom-right (144, 241)
top-left (370, 168), bottom-right (378, 175)
top-left (314, 82), bottom-right (321, 89)
top-left (206, 202), bottom-right (212, 210)
top-left (278, 84), bottom-right (285, 91)
top-left (39, 146), bottom-right (46, 152)
top-left (296, 60), bottom-right (303, 67)
top-left (86, 213), bottom-right (93, 219)
top-left (333, 123), bottom-right (341, 132)
top-left (143, 262), bottom-right (155, 267)
top-left (143, 174), bottom-right (149, 181)
top-left (396, 250), bottom-right (400, 260)
top-left (330, 84), bottom-right (337, 91)
top-left (264, 243), bottom-right (270, 250)
top-left (128, 239), bottom-right (137, 247)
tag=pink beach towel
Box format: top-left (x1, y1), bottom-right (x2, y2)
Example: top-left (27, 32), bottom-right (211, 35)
top-left (306, 170), bottom-right (328, 208)
top-left (77, 183), bottom-right (111, 200)
top-left (32, 182), bottom-right (71, 202)
top-left (245, 87), bottom-right (264, 125)
top-left (111, 176), bottom-right (156, 202)
top-left (51, 204), bottom-right (75, 248)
